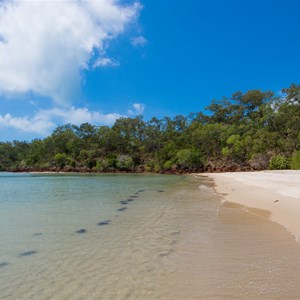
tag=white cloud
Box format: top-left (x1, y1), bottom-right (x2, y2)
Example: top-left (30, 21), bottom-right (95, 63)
top-left (128, 102), bottom-right (145, 115)
top-left (0, 0), bottom-right (141, 104)
top-left (0, 102), bottom-right (146, 136)
top-left (93, 57), bottom-right (120, 68)
top-left (131, 35), bottom-right (148, 47)
top-left (0, 107), bottom-right (124, 135)
top-left (0, 113), bottom-right (54, 135)
top-left (41, 107), bottom-right (124, 126)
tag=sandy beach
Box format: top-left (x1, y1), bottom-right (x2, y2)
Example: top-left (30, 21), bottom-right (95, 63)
top-left (203, 170), bottom-right (300, 240)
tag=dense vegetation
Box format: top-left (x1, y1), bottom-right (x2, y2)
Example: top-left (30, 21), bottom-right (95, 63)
top-left (1, 84), bottom-right (300, 173)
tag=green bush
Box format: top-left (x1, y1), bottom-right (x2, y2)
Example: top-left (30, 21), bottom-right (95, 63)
top-left (176, 148), bottom-right (203, 170)
top-left (154, 163), bottom-right (162, 173)
top-left (163, 160), bottom-right (173, 170)
top-left (291, 151), bottom-right (300, 170)
top-left (268, 155), bottom-right (290, 170)
top-left (95, 159), bottom-right (110, 172)
top-left (116, 155), bottom-right (134, 171)
top-left (106, 155), bottom-right (117, 168)
top-left (54, 153), bottom-right (68, 168)
top-left (145, 160), bottom-right (155, 172)
top-left (221, 147), bottom-right (230, 157)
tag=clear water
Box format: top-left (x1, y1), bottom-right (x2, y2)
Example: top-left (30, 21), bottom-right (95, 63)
top-left (1, 173), bottom-right (300, 299)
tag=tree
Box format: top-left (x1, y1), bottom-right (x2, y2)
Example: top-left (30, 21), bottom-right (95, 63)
top-left (291, 151), bottom-right (300, 170)
top-left (116, 155), bottom-right (134, 171)
top-left (1, 84), bottom-right (299, 173)
top-left (54, 153), bottom-right (68, 168)
top-left (176, 148), bottom-right (203, 171)
top-left (0, 142), bottom-right (18, 170)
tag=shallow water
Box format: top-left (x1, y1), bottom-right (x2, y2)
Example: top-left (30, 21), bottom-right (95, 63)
top-left (1, 173), bottom-right (300, 299)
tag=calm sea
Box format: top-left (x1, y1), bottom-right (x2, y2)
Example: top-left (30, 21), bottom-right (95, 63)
top-left (1, 173), bottom-right (300, 299)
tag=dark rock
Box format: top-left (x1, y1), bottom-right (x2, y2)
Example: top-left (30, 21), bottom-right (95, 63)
top-left (158, 190), bottom-right (164, 193)
top-left (63, 165), bottom-right (75, 172)
top-left (98, 220), bottom-right (110, 226)
top-left (33, 232), bottom-right (42, 236)
top-left (170, 231), bottom-right (180, 236)
top-left (20, 250), bottom-right (37, 257)
top-left (0, 262), bottom-right (9, 268)
top-left (117, 207), bottom-right (127, 212)
top-left (127, 198), bottom-right (134, 202)
top-left (75, 229), bottom-right (87, 234)
top-left (120, 200), bottom-right (128, 205)
top-left (248, 154), bottom-right (269, 170)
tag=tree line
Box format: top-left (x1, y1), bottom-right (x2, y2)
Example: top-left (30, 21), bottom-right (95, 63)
top-left (1, 83), bottom-right (299, 173)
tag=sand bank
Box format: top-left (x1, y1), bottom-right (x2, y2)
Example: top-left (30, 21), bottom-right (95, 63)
top-left (202, 170), bottom-right (300, 240)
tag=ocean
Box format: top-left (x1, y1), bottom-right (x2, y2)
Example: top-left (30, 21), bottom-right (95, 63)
top-left (1, 173), bottom-right (300, 299)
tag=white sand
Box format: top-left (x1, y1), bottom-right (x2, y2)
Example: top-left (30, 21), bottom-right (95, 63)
top-left (203, 170), bottom-right (300, 240)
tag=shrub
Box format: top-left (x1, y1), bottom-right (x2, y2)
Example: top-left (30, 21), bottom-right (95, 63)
top-left (176, 148), bottom-right (203, 170)
top-left (116, 155), bottom-right (134, 171)
top-left (54, 153), bottom-right (68, 168)
top-left (291, 151), bottom-right (300, 170)
top-left (95, 159), bottom-right (110, 172)
top-left (106, 155), bottom-right (117, 168)
top-left (163, 160), bottom-right (173, 170)
top-left (221, 147), bottom-right (230, 157)
top-left (268, 155), bottom-right (290, 170)
top-left (154, 163), bottom-right (162, 173)
top-left (145, 160), bottom-right (155, 172)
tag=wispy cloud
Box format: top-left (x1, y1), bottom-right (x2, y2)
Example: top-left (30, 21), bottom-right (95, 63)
top-left (93, 57), bottom-right (120, 68)
top-left (0, 0), bottom-right (141, 105)
top-left (0, 102), bottom-right (146, 136)
top-left (0, 107), bottom-right (125, 135)
top-left (131, 35), bottom-right (148, 47)
top-left (0, 113), bottom-right (53, 135)
top-left (128, 103), bottom-right (145, 115)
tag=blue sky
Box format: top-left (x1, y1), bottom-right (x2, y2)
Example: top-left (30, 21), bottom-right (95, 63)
top-left (0, 0), bottom-right (299, 141)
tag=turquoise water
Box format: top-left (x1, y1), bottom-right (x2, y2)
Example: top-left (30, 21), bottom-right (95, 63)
top-left (0, 173), bottom-right (184, 260)
top-left (1, 173), bottom-right (300, 299)
top-left (0, 173), bottom-right (196, 299)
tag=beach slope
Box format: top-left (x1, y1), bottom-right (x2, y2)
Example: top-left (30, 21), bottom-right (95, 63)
top-left (204, 171), bottom-right (300, 240)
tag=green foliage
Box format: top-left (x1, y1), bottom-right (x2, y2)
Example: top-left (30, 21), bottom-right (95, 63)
top-left (116, 155), bottom-right (134, 171)
top-left (54, 153), bottom-right (68, 168)
top-left (106, 155), bottom-right (118, 169)
top-left (221, 147), bottom-right (230, 157)
top-left (0, 84), bottom-right (299, 173)
top-left (291, 151), bottom-right (300, 170)
top-left (163, 160), bottom-right (174, 170)
top-left (268, 155), bottom-right (290, 170)
top-left (95, 159), bottom-right (110, 172)
top-left (154, 163), bottom-right (162, 173)
top-left (176, 148), bottom-right (203, 170)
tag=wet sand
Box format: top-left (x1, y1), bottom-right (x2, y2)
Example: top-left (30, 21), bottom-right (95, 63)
top-left (162, 175), bottom-right (300, 299)
top-left (203, 170), bottom-right (300, 240)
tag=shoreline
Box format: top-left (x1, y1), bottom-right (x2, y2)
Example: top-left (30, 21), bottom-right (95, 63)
top-left (200, 170), bottom-right (300, 241)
